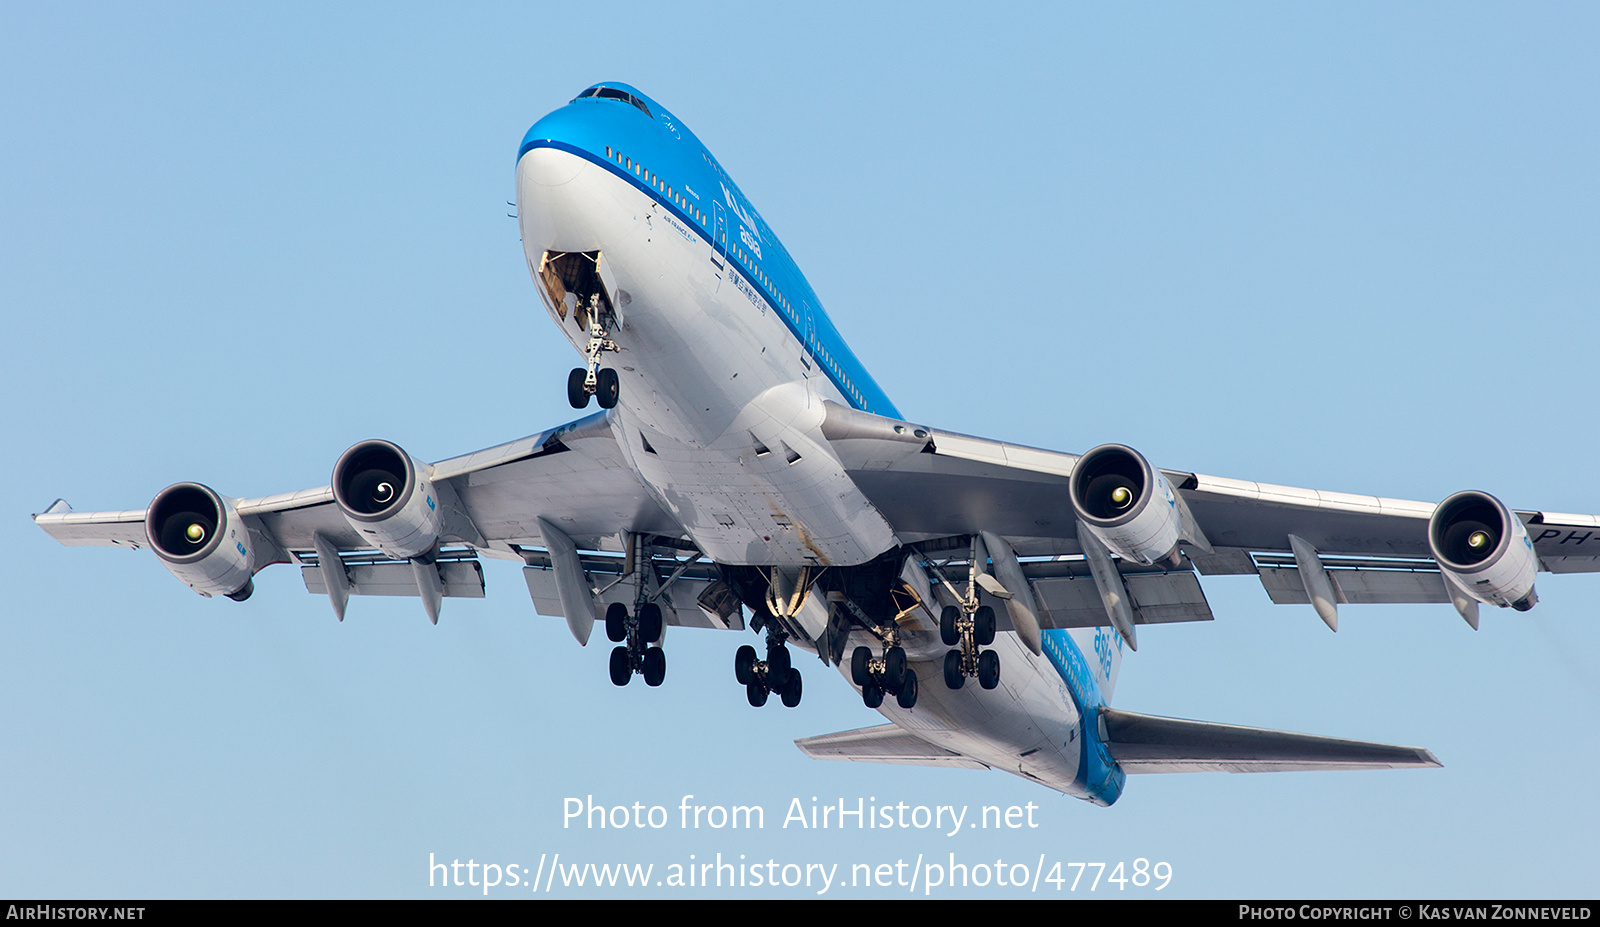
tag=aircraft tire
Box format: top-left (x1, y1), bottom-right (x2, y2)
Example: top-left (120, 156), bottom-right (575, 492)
top-left (605, 602), bottom-right (628, 643)
top-left (638, 602), bottom-right (663, 644)
top-left (883, 646), bottom-right (907, 692)
top-left (568, 368), bottom-right (590, 409)
top-left (940, 606), bottom-right (960, 646)
top-left (767, 644), bottom-right (791, 690)
top-left (747, 678), bottom-right (769, 707)
top-left (978, 649), bottom-right (1000, 689)
top-left (943, 649), bottom-right (964, 690)
top-left (780, 670), bottom-right (802, 708)
top-left (734, 644), bottom-right (757, 686)
top-left (975, 605), bottom-right (996, 646)
top-left (850, 646), bottom-right (872, 686)
top-left (861, 681), bottom-right (884, 709)
top-left (896, 670), bottom-right (918, 710)
top-left (642, 646), bottom-right (666, 687)
top-left (609, 646), bottom-right (631, 686)
top-left (596, 368), bottom-right (620, 409)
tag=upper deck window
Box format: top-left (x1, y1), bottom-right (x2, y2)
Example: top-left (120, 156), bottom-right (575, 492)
top-left (573, 86), bottom-right (653, 119)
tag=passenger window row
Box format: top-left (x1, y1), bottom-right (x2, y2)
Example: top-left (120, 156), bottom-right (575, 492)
top-left (600, 145), bottom-right (862, 408)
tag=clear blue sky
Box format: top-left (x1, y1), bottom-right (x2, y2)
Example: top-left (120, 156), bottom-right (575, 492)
top-left (4, 2), bottom-right (1597, 899)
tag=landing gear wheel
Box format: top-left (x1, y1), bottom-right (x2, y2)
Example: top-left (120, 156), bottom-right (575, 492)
top-left (638, 602), bottom-right (663, 644)
top-left (940, 605), bottom-right (960, 647)
top-left (596, 367), bottom-right (620, 409)
top-left (974, 605), bottom-right (996, 646)
top-left (943, 649), bottom-right (965, 690)
top-left (978, 649), bottom-right (1000, 689)
top-left (861, 681), bottom-right (884, 709)
top-left (568, 368), bottom-right (590, 409)
top-left (605, 602), bottom-right (627, 643)
top-left (896, 670), bottom-right (919, 709)
top-left (780, 670), bottom-right (803, 708)
top-left (642, 647), bottom-right (666, 687)
top-left (850, 646), bottom-right (872, 687)
top-left (746, 678), bottom-right (769, 707)
top-left (734, 644), bottom-right (757, 686)
top-left (882, 646), bottom-right (907, 692)
top-left (766, 644), bottom-right (791, 690)
top-left (609, 646), bottom-right (631, 686)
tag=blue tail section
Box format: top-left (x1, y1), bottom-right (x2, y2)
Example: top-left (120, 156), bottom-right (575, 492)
top-left (1041, 628), bottom-right (1127, 806)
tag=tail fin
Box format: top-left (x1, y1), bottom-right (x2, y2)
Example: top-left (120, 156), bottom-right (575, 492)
top-left (1100, 707), bottom-right (1441, 774)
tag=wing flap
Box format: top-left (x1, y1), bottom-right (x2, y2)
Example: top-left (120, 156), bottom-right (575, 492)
top-left (795, 724), bottom-right (990, 770)
top-left (1258, 562), bottom-right (1451, 606)
top-left (302, 558), bottom-right (486, 599)
top-left (1101, 707), bottom-right (1441, 774)
top-left (1029, 572), bottom-right (1214, 628)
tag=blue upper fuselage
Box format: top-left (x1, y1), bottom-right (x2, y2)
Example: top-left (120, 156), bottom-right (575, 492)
top-left (517, 83), bottom-right (901, 420)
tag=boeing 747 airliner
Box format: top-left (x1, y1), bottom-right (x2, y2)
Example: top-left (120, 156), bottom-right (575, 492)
top-left (38, 84), bottom-right (1600, 804)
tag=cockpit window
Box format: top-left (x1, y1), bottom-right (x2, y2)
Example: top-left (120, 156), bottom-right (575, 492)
top-left (572, 85), bottom-right (652, 119)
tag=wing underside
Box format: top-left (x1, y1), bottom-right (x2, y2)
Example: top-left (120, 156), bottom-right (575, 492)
top-left (32, 410), bottom-right (741, 629)
top-left (821, 401), bottom-right (1600, 635)
top-left (1099, 707), bottom-right (1442, 774)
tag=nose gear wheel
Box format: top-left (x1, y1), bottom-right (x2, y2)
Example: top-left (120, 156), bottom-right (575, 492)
top-left (566, 293), bottom-right (622, 409)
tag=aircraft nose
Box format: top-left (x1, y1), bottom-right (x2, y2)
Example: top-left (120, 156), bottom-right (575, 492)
top-left (518, 145), bottom-right (583, 187)
top-left (516, 146), bottom-right (596, 256)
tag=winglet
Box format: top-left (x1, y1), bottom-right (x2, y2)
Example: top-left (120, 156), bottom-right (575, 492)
top-left (35, 498), bottom-right (73, 518)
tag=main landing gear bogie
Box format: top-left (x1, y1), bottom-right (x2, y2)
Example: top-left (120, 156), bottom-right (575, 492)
top-left (605, 601), bottom-right (666, 688)
top-left (734, 637), bottom-right (802, 709)
top-left (940, 604), bottom-right (1000, 690)
top-left (851, 644), bottom-right (920, 710)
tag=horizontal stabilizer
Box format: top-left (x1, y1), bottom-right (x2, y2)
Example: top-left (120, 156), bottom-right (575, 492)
top-left (1101, 707), bottom-right (1441, 774)
top-left (795, 724), bottom-right (989, 770)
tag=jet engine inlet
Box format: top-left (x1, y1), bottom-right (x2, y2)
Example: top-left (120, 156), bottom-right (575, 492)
top-left (1428, 490), bottom-right (1538, 611)
top-left (146, 482), bottom-right (254, 599)
top-left (1069, 444), bottom-right (1182, 565)
top-left (332, 440), bottom-right (443, 560)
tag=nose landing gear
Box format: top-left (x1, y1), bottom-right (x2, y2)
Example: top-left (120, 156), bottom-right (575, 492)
top-left (567, 294), bottom-right (622, 410)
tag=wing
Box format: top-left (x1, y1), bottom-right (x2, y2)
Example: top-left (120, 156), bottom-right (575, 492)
top-left (821, 401), bottom-right (1598, 640)
top-left (34, 411), bottom-right (738, 632)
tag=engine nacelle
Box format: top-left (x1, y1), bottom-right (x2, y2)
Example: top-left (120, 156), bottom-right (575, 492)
top-left (146, 482), bottom-right (255, 600)
top-left (1069, 444), bottom-right (1181, 565)
top-left (332, 439), bottom-right (443, 560)
top-left (1428, 490), bottom-right (1538, 611)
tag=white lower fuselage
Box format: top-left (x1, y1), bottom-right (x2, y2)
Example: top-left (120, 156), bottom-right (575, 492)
top-left (517, 146), bottom-right (1105, 801)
